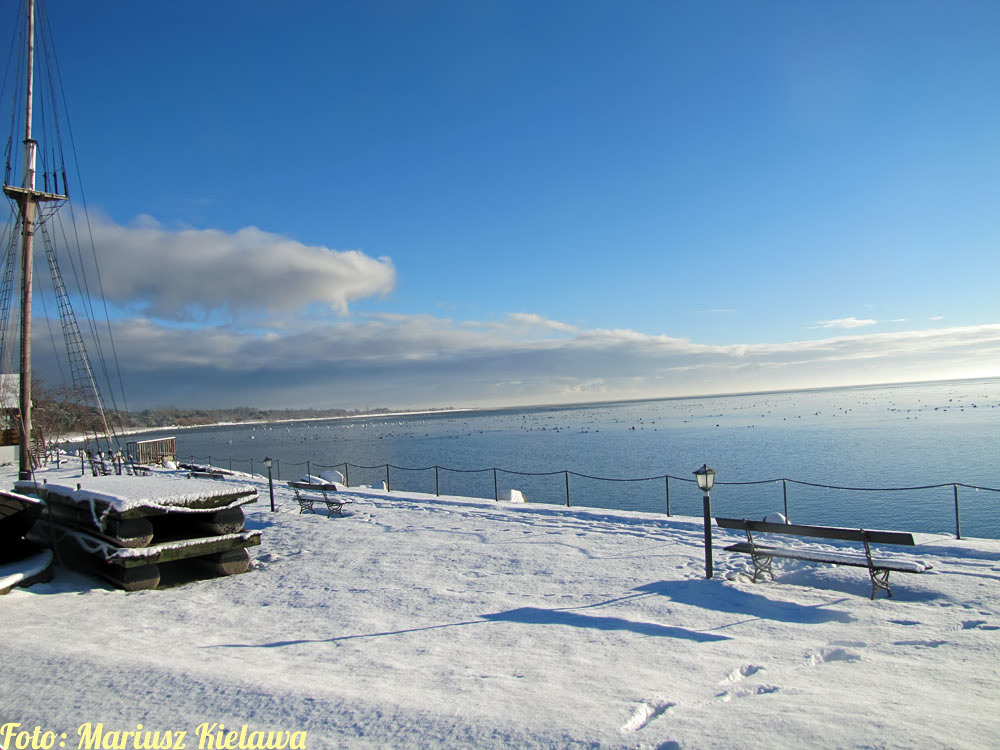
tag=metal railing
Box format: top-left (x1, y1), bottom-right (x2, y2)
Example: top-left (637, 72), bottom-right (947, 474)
top-left (175, 453), bottom-right (999, 540)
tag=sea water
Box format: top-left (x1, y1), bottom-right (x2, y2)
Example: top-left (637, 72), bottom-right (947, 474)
top-left (123, 378), bottom-right (1000, 538)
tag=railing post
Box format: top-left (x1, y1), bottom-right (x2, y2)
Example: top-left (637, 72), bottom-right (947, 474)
top-left (385, 464), bottom-right (390, 492)
top-left (493, 468), bottom-right (498, 501)
top-left (565, 471), bottom-right (571, 507)
top-left (435, 466), bottom-right (440, 496)
top-left (665, 476), bottom-right (671, 516)
top-left (782, 479), bottom-right (789, 521)
top-left (954, 484), bottom-right (962, 539)
top-left (229, 457), bottom-right (232, 472)
top-left (250, 458), bottom-right (254, 477)
top-left (275, 459), bottom-right (280, 481)
top-left (343, 463), bottom-right (349, 487)
top-left (306, 461), bottom-right (311, 479)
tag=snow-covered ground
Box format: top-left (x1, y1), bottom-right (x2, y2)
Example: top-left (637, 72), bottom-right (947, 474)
top-left (3, 464), bottom-right (999, 749)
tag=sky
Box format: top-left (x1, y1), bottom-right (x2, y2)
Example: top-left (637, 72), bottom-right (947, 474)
top-left (6, 0), bottom-right (1000, 410)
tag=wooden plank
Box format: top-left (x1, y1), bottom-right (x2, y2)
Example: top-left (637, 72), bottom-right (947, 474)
top-left (723, 542), bottom-right (931, 573)
top-left (288, 481), bottom-right (341, 492)
top-left (107, 531), bottom-right (261, 568)
top-left (47, 521), bottom-right (261, 568)
top-left (715, 517), bottom-right (916, 546)
top-left (43, 500), bottom-right (155, 547)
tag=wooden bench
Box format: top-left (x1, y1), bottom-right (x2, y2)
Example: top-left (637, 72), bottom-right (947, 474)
top-left (715, 517), bottom-right (932, 599)
top-left (287, 482), bottom-right (347, 517)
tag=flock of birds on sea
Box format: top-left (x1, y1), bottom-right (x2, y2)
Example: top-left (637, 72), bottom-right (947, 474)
top-left (223, 384), bottom-right (999, 445)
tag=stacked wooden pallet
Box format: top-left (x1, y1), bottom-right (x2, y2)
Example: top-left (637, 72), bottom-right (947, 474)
top-left (17, 475), bottom-right (261, 591)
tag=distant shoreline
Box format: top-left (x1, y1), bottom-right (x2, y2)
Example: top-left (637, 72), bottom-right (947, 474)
top-left (64, 407), bottom-right (476, 444)
top-left (106, 374), bottom-right (999, 440)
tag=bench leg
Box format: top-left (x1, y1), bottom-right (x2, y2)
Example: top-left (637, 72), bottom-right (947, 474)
top-left (869, 568), bottom-right (892, 600)
top-left (742, 526), bottom-right (773, 582)
top-left (862, 532), bottom-right (892, 599)
top-left (750, 552), bottom-right (774, 582)
top-left (295, 493), bottom-right (315, 514)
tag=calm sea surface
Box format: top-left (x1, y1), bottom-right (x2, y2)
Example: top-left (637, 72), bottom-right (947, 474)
top-left (123, 379), bottom-right (1000, 538)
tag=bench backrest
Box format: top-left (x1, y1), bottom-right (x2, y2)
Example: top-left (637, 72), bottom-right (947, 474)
top-left (288, 481), bottom-right (340, 491)
top-left (714, 517), bottom-right (916, 546)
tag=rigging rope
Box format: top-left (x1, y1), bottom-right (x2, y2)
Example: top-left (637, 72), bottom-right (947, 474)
top-left (0, 0), bottom-right (132, 465)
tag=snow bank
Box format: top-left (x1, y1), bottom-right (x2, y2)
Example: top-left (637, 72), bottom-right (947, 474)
top-left (2, 464), bottom-right (999, 748)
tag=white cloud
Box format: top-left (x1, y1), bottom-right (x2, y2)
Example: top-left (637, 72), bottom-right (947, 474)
top-left (506, 313), bottom-right (578, 333)
top-left (815, 317), bottom-right (878, 329)
top-left (84, 214), bottom-right (396, 321)
top-left (51, 312), bottom-right (1000, 410)
top-left (33, 213), bottom-right (998, 409)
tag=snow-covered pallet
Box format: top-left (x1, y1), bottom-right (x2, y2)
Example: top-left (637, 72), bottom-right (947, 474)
top-left (17, 476), bottom-right (261, 590)
top-left (46, 523), bottom-right (260, 591)
top-left (715, 517), bottom-right (932, 599)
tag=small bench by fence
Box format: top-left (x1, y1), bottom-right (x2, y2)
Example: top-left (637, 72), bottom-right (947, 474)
top-left (287, 482), bottom-right (347, 517)
top-left (715, 517), bottom-right (932, 599)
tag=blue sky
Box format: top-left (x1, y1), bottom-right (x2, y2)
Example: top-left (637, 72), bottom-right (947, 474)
top-left (14, 0), bottom-right (1000, 409)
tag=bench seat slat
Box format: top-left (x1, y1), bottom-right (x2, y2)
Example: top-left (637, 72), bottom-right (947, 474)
top-left (723, 542), bottom-right (931, 573)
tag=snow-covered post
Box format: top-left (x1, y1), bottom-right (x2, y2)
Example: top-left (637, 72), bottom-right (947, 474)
top-left (694, 464), bottom-right (716, 579)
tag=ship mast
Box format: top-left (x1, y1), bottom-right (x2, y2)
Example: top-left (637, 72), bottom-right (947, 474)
top-left (3, 0), bottom-right (67, 479)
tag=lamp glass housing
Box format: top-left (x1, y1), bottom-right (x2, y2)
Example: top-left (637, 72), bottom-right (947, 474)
top-left (263, 457), bottom-right (273, 469)
top-left (694, 464), bottom-right (716, 492)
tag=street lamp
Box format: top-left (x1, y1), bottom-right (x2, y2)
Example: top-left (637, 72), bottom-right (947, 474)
top-left (264, 456), bottom-right (275, 512)
top-left (694, 464), bottom-right (716, 579)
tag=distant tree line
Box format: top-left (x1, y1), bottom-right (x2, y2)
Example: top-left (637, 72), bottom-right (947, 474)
top-left (29, 378), bottom-right (435, 443)
top-left (122, 405), bottom-right (394, 429)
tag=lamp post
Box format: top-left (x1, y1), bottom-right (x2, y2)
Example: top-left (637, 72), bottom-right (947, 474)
top-left (694, 464), bottom-right (716, 579)
top-left (264, 457), bottom-right (275, 512)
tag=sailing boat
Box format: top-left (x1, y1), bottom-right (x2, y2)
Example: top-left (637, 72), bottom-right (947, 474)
top-left (0, 1), bottom-right (263, 592)
top-left (2, 0), bottom-right (125, 478)
top-left (0, 0), bottom-right (126, 589)
top-left (0, 0), bottom-right (52, 579)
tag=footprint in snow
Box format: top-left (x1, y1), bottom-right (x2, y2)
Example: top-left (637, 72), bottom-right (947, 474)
top-left (720, 664), bottom-right (764, 684)
top-left (805, 647), bottom-right (861, 666)
top-left (620, 699), bottom-right (674, 733)
top-left (716, 684), bottom-right (781, 702)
